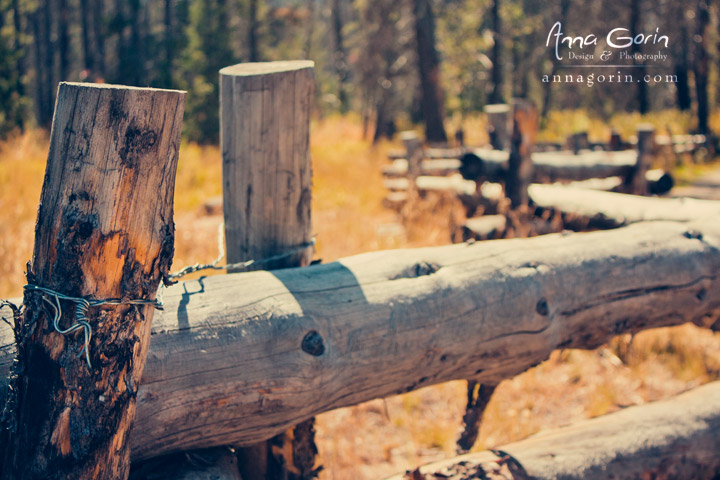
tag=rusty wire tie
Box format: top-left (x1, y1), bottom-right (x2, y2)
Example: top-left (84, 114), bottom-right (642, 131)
top-left (22, 284), bottom-right (162, 369)
top-left (165, 222), bottom-right (315, 282)
top-left (1, 224), bottom-right (314, 369)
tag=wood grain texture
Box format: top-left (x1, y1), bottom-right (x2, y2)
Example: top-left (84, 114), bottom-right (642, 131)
top-left (529, 184), bottom-right (720, 229)
top-left (220, 61), bottom-right (314, 271)
top-left (0, 83), bottom-right (184, 479)
top-left (1, 220), bottom-right (719, 460)
top-left (386, 380), bottom-right (720, 480)
top-left (220, 60), bottom-right (316, 479)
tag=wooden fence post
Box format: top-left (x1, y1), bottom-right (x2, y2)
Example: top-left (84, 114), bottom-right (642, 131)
top-left (627, 124), bottom-right (654, 195)
top-left (506, 99), bottom-right (536, 208)
top-left (220, 61), bottom-right (316, 479)
top-left (571, 131), bottom-right (588, 154)
top-left (485, 104), bottom-right (510, 150)
top-left (0, 83), bottom-right (185, 479)
top-left (402, 131), bottom-right (423, 182)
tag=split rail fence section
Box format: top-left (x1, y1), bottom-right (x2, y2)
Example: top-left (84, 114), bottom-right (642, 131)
top-left (0, 66), bottom-right (718, 479)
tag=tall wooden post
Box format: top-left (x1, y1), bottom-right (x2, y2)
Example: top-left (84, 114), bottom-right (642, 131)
top-left (506, 99), bottom-right (536, 208)
top-left (628, 124), bottom-right (654, 195)
top-left (485, 103), bottom-right (510, 151)
top-left (0, 83), bottom-right (185, 479)
top-left (220, 61), bottom-right (316, 479)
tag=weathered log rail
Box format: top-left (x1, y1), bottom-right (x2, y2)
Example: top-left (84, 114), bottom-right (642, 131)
top-left (2, 218), bottom-right (720, 460)
top-left (387, 380), bottom-right (720, 480)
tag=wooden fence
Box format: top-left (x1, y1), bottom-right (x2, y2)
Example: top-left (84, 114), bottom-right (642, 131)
top-left (0, 63), bottom-right (719, 479)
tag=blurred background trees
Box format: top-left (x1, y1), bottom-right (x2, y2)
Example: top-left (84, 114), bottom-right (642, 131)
top-left (0, 0), bottom-right (718, 143)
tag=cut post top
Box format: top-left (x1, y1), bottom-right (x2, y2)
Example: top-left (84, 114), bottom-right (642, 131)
top-left (59, 81), bottom-right (186, 95)
top-left (484, 103), bottom-right (510, 114)
top-left (220, 61), bottom-right (315, 77)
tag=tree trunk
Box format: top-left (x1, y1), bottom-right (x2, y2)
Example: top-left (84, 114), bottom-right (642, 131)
top-left (162, 0), bottom-right (174, 87)
top-left (488, 0), bottom-right (504, 105)
top-left (80, 0), bottom-right (95, 76)
top-left (92, 0), bottom-right (105, 80)
top-left (221, 60), bottom-right (316, 479)
top-left (331, 0), bottom-right (350, 112)
top-left (0, 83), bottom-right (185, 480)
top-left (694, 0), bottom-right (710, 134)
top-left (412, 0), bottom-right (447, 143)
top-left (248, 0), bottom-right (259, 62)
top-left (630, 0), bottom-right (648, 113)
top-left (57, 0), bottom-right (70, 81)
top-left (541, 0), bottom-right (570, 121)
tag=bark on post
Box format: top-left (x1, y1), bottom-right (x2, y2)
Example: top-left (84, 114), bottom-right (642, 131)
top-left (506, 99), bottom-right (536, 207)
top-left (485, 104), bottom-right (510, 151)
top-left (220, 61), bottom-right (316, 479)
top-left (0, 83), bottom-right (185, 479)
top-left (627, 124), bottom-right (653, 195)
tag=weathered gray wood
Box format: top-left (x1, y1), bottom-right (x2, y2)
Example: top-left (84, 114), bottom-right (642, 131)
top-left (0, 83), bottom-right (185, 480)
top-left (386, 380), bottom-right (720, 480)
top-left (220, 61), bottom-right (314, 271)
top-left (529, 184), bottom-right (720, 229)
top-left (387, 147), bottom-right (463, 160)
top-left (2, 220), bottom-right (720, 459)
top-left (506, 100), bottom-right (536, 207)
top-left (485, 104), bottom-right (510, 150)
top-left (221, 60), bottom-right (317, 479)
top-left (459, 215), bottom-right (506, 241)
top-left (460, 149), bottom-right (674, 194)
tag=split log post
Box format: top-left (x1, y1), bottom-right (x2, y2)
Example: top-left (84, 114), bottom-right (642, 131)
top-left (0, 83), bottom-right (184, 479)
top-left (506, 99), bottom-right (536, 208)
top-left (220, 61), bottom-right (316, 479)
top-left (626, 124), bottom-right (654, 195)
top-left (485, 104), bottom-right (510, 150)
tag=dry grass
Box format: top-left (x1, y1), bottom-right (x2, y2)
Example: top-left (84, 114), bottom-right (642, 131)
top-left (1, 116), bottom-right (719, 479)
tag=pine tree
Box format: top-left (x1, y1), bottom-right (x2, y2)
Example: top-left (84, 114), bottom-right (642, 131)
top-left (0, 0), bottom-right (30, 136)
top-left (178, 0), bottom-right (236, 143)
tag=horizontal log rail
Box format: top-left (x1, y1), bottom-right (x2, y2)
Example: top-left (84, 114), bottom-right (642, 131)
top-left (1, 220), bottom-right (719, 460)
top-left (386, 380), bottom-right (720, 480)
top-left (529, 184), bottom-right (720, 228)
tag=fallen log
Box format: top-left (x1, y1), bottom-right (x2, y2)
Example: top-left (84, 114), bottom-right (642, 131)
top-left (529, 184), bottom-right (720, 229)
top-left (1, 221), bottom-right (720, 460)
top-left (387, 380), bottom-right (720, 480)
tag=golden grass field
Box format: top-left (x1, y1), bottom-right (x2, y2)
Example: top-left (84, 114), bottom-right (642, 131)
top-left (0, 112), bottom-right (719, 479)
